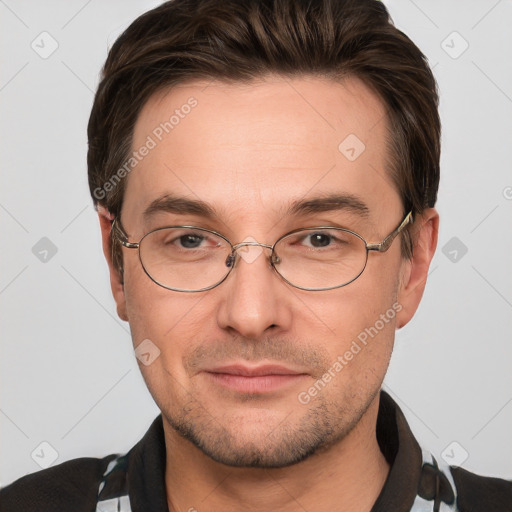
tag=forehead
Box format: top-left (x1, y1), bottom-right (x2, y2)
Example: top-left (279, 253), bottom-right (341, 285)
top-left (123, 74), bottom-right (401, 231)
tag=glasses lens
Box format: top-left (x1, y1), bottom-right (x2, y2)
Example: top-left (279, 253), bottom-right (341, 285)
top-left (273, 228), bottom-right (367, 290)
top-left (139, 227), bottom-right (232, 291)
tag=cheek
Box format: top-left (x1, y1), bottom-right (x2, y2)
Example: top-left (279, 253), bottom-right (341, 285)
top-left (122, 257), bottom-right (219, 374)
top-left (122, 269), bottom-right (210, 409)
top-left (303, 297), bottom-right (397, 403)
top-left (122, 255), bottom-right (195, 352)
top-left (309, 259), bottom-right (400, 339)
top-left (301, 253), bottom-right (401, 378)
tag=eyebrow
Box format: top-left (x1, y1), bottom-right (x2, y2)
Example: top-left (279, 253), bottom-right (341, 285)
top-left (143, 194), bottom-right (216, 221)
top-left (286, 193), bottom-right (370, 218)
top-left (142, 192), bottom-right (370, 222)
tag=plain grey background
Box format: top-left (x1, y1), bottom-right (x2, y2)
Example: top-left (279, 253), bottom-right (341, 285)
top-left (1, 0), bottom-right (511, 486)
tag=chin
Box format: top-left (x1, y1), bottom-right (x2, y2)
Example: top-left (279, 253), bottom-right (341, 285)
top-left (163, 395), bottom-right (366, 468)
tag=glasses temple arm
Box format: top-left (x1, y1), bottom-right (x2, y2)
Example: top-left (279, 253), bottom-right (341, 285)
top-left (366, 211), bottom-right (413, 252)
top-left (112, 218), bottom-right (139, 249)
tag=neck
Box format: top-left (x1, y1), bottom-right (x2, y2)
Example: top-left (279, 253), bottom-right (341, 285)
top-left (163, 393), bottom-right (389, 512)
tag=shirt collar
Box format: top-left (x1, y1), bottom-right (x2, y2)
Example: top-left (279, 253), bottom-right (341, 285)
top-left (371, 390), bottom-right (424, 511)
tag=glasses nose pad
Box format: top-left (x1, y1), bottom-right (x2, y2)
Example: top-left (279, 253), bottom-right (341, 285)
top-left (225, 253), bottom-right (236, 268)
top-left (271, 252), bottom-right (281, 265)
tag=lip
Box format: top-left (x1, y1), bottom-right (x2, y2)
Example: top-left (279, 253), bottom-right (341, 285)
top-left (206, 364), bottom-right (305, 377)
top-left (203, 364), bottom-right (308, 393)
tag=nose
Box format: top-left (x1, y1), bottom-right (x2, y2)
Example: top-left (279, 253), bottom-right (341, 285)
top-left (215, 243), bottom-right (292, 339)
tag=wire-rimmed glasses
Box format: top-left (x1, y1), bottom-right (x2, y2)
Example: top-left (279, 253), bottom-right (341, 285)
top-left (112, 212), bottom-right (413, 292)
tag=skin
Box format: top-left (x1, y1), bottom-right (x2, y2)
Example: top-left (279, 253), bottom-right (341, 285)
top-left (98, 74), bottom-right (438, 511)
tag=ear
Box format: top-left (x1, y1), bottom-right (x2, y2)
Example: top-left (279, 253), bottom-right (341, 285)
top-left (396, 208), bottom-right (439, 329)
top-left (97, 205), bottom-right (128, 322)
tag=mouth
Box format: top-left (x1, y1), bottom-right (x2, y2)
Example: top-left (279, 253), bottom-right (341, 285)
top-left (202, 364), bottom-right (309, 393)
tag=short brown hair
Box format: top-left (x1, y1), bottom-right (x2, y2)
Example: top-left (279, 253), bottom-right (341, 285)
top-left (87, 0), bottom-right (440, 273)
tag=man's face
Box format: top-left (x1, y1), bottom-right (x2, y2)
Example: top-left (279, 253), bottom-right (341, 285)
top-left (116, 75), bottom-right (412, 467)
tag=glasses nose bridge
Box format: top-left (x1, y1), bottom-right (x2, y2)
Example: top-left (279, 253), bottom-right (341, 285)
top-left (231, 240), bottom-right (274, 253)
top-left (226, 240), bottom-right (277, 269)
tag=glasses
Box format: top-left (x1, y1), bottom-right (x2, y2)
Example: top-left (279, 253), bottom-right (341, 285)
top-left (112, 212), bottom-right (413, 292)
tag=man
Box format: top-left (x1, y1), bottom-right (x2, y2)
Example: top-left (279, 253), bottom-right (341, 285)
top-left (1, 0), bottom-right (510, 510)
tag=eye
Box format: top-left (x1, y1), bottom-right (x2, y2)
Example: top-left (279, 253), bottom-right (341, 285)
top-left (307, 233), bottom-right (332, 248)
top-left (158, 229), bottom-right (217, 251)
top-left (177, 233), bottom-right (205, 249)
top-left (299, 230), bottom-right (350, 249)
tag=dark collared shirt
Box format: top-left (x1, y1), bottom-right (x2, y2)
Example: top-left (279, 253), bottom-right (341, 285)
top-left (1, 391), bottom-right (511, 511)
